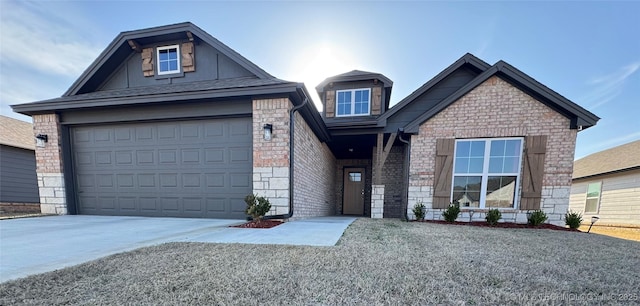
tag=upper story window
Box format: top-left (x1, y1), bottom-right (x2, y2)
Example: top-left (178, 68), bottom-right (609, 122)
top-left (336, 88), bottom-right (370, 117)
top-left (157, 45), bottom-right (180, 75)
top-left (452, 138), bottom-right (523, 208)
top-left (584, 182), bottom-right (602, 213)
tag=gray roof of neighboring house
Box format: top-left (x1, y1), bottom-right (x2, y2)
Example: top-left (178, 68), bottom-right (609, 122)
top-left (573, 140), bottom-right (640, 180)
top-left (0, 115), bottom-right (34, 150)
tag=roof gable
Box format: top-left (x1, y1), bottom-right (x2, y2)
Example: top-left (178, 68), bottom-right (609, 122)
top-left (573, 140), bottom-right (640, 179)
top-left (378, 53), bottom-right (490, 125)
top-left (404, 58), bottom-right (600, 133)
top-left (65, 22), bottom-right (274, 96)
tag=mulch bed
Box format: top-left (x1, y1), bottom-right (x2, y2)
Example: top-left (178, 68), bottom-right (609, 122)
top-left (231, 220), bottom-right (284, 229)
top-left (416, 220), bottom-right (580, 232)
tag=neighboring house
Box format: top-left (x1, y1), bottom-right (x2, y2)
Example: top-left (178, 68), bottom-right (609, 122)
top-left (0, 115), bottom-right (40, 213)
top-left (12, 22), bottom-right (599, 225)
top-left (569, 140), bottom-right (640, 227)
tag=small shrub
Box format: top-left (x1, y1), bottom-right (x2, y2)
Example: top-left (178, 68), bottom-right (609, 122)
top-left (413, 202), bottom-right (426, 221)
top-left (485, 209), bottom-right (502, 226)
top-left (244, 194), bottom-right (271, 222)
top-left (442, 202), bottom-right (460, 222)
top-left (527, 210), bottom-right (548, 226)
top-left (565, 210), bottom-right (583, 229)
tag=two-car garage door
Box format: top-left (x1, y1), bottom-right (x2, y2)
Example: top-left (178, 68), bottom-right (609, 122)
top-left (70, 117), bottom-right (252, 219)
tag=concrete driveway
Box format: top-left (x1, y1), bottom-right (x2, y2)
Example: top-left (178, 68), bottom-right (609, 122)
top-left (0, 215), bottom-right (355, 283)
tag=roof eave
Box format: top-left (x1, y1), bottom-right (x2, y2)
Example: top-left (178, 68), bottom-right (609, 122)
top-left (12, 83), bottom-right (300, 115)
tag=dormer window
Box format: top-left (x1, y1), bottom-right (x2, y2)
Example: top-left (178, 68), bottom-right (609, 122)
top-left (336, 88), bottom-right (370, 117)
top-left (157, 45), bottom-right (180, 75)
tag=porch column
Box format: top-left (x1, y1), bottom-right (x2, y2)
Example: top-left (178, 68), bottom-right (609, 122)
top-left (371, 185), bottom-right (385, 218)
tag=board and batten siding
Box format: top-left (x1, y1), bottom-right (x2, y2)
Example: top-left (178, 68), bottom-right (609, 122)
top-left (0, 145), bottom-right (40, 203)
top-left (569, 169), bottom-right (640, 226)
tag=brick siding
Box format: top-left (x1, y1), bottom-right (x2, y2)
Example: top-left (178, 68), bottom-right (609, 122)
top-left (408, 76), bottom-right (577, 226)
top-left (373, 145), bottom-right (406, 218)
top-left (292, 111), bottom-right (336, 218)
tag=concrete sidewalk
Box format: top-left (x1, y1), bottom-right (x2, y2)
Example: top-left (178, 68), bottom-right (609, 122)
top-left (0, 215), bottom-right (356, 283)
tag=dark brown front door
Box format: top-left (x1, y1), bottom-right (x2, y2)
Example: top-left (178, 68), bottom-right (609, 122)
top-left (343, 168), bottom-right (365, 215)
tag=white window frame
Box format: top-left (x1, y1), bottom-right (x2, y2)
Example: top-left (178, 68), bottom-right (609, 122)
top-left (450, 137), bottom-right (524, 209)
top-left (157, 44), bottom-right (181, 75)
top-left (335, 88), bottom-right (371, 117)
top-left (584, 182), bottom-right (602, 213)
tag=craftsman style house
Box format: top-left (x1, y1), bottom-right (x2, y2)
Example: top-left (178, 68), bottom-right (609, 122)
top-left (12, 22), bottom-right (599, 225)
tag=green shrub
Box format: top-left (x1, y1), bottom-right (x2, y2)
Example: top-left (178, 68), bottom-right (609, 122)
top-left (244, 194), bottom-right (271, 222)
top-left (442, 202), bottom-right (460, 222)
top-left (485, 209), bottom-right (502, 226)
top-left (527, 210), bottom-right (548, 226)
top-left (565, 210), bottom-right (583, 229)
top-left (412, 202), bottom-right (426, 221)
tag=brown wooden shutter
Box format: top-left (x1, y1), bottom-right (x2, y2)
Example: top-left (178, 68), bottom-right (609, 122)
top-left (181, 42), bottom-right (195, 72)
top-left (142, 48), bottom-right (154, 77)
top-left (433, 138), bottom-right (455, 209)
top-left (325, 90), bottom-right (335, 118)
top-left (371, 86), bottom-right (382, 115)
top-left (520, 135), bottom-right (547, 210)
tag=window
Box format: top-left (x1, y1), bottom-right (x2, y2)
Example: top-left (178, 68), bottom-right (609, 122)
top-left (336, 89), bottom-right (370, 116)
top-left (157, 45), bottom-right (180, 75)
top-left (349, 172), bottom-right (361, 182)
top-left (452, 138), bottom-right (523, 208)
top-left (584, 182), bottom-right (601, 213)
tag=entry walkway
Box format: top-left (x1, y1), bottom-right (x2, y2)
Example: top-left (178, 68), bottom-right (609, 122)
top-left (0, 215), bottom-right (356, 282)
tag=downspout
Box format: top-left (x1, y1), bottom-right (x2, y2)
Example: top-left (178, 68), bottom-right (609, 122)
top-left (397, 128), bottom-right (411, 221)
top-left (264, 97), bottom-right (308, 220)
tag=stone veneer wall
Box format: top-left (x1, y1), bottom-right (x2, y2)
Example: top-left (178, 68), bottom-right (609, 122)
top-left (371, 185), bottom-right (385, 218)
top-left (252, 98), bottom-right (292, 215)
top-left (292, 111), bottom-right (336, 218)
top-left (32, 114), bottom-right (67, 214)
top-left (408, 76), bottom-right (577, 226)
top-left (335, 160), bottom-right (372, 216)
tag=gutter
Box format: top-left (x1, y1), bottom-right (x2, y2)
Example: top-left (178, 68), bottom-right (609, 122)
top-left (397, 128), bottom-right (411, 221)
top-left (264, 97), bottom-right (309, 220)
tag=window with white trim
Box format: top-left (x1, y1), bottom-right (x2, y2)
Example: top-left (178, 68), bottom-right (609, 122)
top-left (452, 138), bottom-right (523, 208)
top-left (157, 45), bottom-right (180, 75)
top-left (584, 182), bottom-right (601, 213)
top-left (336, 88), bottom-right (370, 116)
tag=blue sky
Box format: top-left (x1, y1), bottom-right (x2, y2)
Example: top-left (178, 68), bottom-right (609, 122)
top-left (1, 1), bottom-right (638, 159)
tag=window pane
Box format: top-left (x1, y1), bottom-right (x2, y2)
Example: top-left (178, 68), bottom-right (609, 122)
top-left (485, 176), bottom-right (516, 208)
top-left (502, 157), bottom-right (519, 173)
top-left (585, 198), bottom-right (598, 213)
top-left (349, 172), bottom-right (361, 182)
top-left (456, 141), bottom-right (470, 157)
top-left (489, 157), bottom-right (503, 173)
top-left (490, 140), bottom-right (505, 157)
top-left (587, 182), bottom-right (601, 198)
top-left (337, 92), bottom-right (351, 115)
top-left (505, 140), bottom-right (521, 156)
top-left (159, 51), bottom-right (168, 61)
top-left (470, 141), bottom-right (485, 157)
top-left (160, 61), bottom-right (168, 72)
top-left (168, 50), bottom-right (177, 60)
top-left (468, 157), bottom-right (484, 173)
top-left (455, 157), bottom-right (469, 173)
top-left (453, 176), bottom-right (482, 207)
top-left (169, 61), bottom-right (178, 71)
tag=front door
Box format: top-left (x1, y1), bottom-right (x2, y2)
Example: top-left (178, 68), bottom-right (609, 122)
top-left (343, 168), bottom-right (365, 215)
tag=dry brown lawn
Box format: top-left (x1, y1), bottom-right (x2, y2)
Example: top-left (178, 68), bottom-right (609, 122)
top-left (1, 218), bottom-right (639, 305)
top-left (579, 224), bottom-right (640, 242)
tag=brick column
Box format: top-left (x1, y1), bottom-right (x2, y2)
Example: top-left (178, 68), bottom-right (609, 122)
top-left (33, 114), bottom-right (67, 214)
top-left (252, 98), bottom-right (292, 216)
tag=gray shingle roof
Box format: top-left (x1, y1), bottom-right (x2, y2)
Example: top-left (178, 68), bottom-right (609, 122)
top-left (35, 77), bottom-right (292, 104)
top-left (573, 140), bottom-right (640, 179)
top-left (0, 115), bottom-right (34, 150)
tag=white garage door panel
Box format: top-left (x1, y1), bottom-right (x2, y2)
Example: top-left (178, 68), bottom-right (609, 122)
top-left (71, 118), bottom-right (252, 219)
